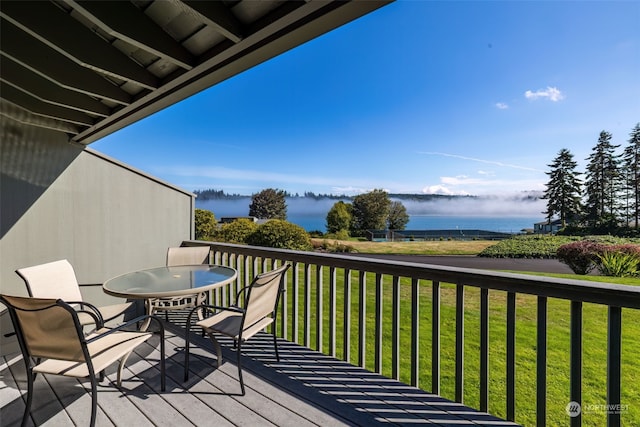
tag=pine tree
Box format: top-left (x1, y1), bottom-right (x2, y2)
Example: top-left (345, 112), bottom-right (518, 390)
top-left (541, 148), bottom-right (582, 228)
top-left (622, 123), bottom-right (640, 229)
top-left (583, 131), bottom-right (622, 229)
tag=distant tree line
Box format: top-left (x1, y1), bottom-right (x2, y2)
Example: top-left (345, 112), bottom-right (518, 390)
top-left (542, 123), bottom-right (639, 236)
top-left (194, 188), bottom-right (499, 202)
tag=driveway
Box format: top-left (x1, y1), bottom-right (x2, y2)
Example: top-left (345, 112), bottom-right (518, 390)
top-left (345, 253), bottom-right (576, 274)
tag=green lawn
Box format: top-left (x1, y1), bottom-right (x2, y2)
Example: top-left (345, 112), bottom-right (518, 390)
top-left (280, 267), bottom-right (640, 427)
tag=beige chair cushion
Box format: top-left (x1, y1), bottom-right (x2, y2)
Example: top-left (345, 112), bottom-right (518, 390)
top-left (197, 310), bottom-right (274, 341)
top-left (34, 328), bottom-right (152, 377)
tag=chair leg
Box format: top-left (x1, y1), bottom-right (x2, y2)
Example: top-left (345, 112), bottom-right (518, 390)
top-left (236, 341), bottom-right (245, 396)
top-left (205, 332), bottom-right (223, 368)
top-left (272, 328), bottom-right (280, 362)
top-left (116, 352), bottom-right (132, 387)
top-left (183, 328), bottom-right (191, 382)
top-left (22, 367), bottom-right (34, 427)
top-left (89, 373), bottom-right (98, 427)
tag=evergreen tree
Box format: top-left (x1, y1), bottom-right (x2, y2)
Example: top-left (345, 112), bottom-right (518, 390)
top-left (542, 148), bottom-right (582, 228)
top-left (387, 201), bottom-right (410, 230)
top-left (248, 188), bottom-right (287, 220)
top-left (622, 123), bottom-right (640, 229)
top-left (350, 189), bottom-right (391, 235)
top-left (583, 131), bottom-right (622, 229)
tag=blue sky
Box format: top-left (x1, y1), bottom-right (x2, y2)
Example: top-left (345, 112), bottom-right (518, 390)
top-left (92, 1), bottom-right (640, 197)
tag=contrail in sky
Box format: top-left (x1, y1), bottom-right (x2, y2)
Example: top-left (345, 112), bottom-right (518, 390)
top-left (419, 152), bottom-right (544, 172)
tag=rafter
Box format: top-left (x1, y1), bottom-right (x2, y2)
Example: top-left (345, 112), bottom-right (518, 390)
top-left (69, 0), bottom-right (194, 70)
top-left (1, 1), bottom-right (159, 89)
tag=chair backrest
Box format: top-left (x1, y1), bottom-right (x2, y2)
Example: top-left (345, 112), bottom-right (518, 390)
top-left (243, 264), bottom-right (290, 328)
top-left (16, 259), bottom-right (83, 302)
top-left (0, 294), bottom-right (86, 362)
top-left (166, 246), bottom-right (211, 266)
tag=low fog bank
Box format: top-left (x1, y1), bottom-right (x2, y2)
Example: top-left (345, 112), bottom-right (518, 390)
top-left (197, 195), bottom-right (545, 218)
top-left (397, 196), bottom-right (545, 217)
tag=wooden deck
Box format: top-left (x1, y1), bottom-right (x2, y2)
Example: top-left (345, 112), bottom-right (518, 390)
top-left (1, 318), bottom-right (518, 426)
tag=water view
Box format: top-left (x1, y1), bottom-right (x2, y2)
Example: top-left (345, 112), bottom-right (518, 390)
top-left (197, 197), bottom-right (544, 233)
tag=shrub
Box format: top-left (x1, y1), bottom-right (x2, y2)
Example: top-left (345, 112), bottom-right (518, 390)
top-left (216, 218), bottom-right (258, 244)
top-left (596, 250), bottom-right (640, 277)
top-left (479, 235), bottom-right (579, 258)
top-left (247, 220), bottom-right (312, 251)
top-left (316, 239), bottom-right (356, 253)
top-left (194, 209), bottom-right (216, 240)
top-left (595, 244), bottom-right (640, 277)
top-left (556, 241), bottom-right (605, 275)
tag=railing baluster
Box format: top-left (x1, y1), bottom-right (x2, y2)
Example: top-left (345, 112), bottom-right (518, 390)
top-left (455, 283), bottom-right (465, 403)
top-left (189, 241), bottom-right (639, 427)
top-left (316, 265), bottom-right (323, 352)
top-left (343, 268), bottom-right (352, 363)
top-left (392, 275), bottom-right (400, 380)
top-left (537, 296), bottom-right (547, 427)
top-left (375, 273), bottom-right (383, 374)
top-left (507, 292), bottom-right (516, 421)
top-left (480, 287), bottom-right (489, 412)
top-left (304, 263), bottom-right (311, 348)
top-left (432, 280), bottom-right (440, 395)
top-left (410, 278), bottom-right (419, 387)
top-left (280, 260), bottom-right (288, 340)
top-left (329, 266), bottom-right (337, 357)
top-left (607, 306), bottom-right (622, 427)
top-left (571, 301), bottom-right (582, 427)
top-left (291, 261), bottom-right (299, 344)
top-left (358, 271), bottom-right (367, 368)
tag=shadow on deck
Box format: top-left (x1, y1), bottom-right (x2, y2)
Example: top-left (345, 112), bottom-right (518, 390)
top-left (1, 317), bottom-right (518, 426)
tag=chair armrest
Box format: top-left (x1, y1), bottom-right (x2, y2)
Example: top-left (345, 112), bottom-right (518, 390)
top-left (185, 304), bottom-right (244, 333)
top-left (85, 314), bottom-right (164, 344)
top-left (67, 300), bottom-right (105, 329)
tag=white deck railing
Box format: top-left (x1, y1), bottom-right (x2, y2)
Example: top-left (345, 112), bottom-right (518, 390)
top-left (184, 240), bottom-right (640, 427)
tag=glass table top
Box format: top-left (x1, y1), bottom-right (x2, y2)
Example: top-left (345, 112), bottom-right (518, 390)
top-left (103, 265), bottom-right (237, 298)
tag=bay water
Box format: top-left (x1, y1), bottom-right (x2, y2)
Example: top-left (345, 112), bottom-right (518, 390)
top-left (196, 197), bottom-right (545, 234)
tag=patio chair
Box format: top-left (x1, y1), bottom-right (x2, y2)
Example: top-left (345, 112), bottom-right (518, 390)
top-left (0, 294), bottom-right (166, 427)
top-left (16, 259), bottom-right (132, 327)
top-left (149, 246), bottom-right (211, 319)
top-left (183, 263), bottom-right (290, 395)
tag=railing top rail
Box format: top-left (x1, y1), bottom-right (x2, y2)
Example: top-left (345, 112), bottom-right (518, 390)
top-left (184, 241), bottom-right (640, 309)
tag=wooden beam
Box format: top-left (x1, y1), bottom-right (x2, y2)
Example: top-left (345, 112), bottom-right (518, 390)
top-left (69, 0), bottom-right (194, 70)
top-left (0, 20), bottom-right (131, 105)
top-left (1, 1), bottom-right (158, 89)
top-left (182, 0), bottom-right (244, 43)
top-left (1, 82), bottom-right (95, 126)
top-left (1, 56), bottom-right (110, 117)
top-left (0, 100), bottom-right (80, 135)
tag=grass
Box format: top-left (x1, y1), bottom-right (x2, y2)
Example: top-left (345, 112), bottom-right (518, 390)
top-left (312, 238), bottom-right (496, 255)
top-left (277, 239), bottom-right (639, 426)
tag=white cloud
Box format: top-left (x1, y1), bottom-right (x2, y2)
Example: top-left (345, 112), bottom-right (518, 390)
top-left (419, 152), bottom-right (544, 172)
top-left (524, 86), bottom-right (565, 102)
top-left (422, 185), bottom-right (470, 196)
top-left (496, 102), bottom-right (509, 109)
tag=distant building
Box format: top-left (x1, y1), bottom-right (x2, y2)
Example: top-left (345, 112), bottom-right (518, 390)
top-left (534, 219), bottom-right (563, 234)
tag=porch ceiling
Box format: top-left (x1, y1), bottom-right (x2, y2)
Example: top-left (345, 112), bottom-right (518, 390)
top-left (0, 0), bottom-right (390, 145)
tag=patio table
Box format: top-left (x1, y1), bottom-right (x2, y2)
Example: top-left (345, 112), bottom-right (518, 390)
top-left (103, 264), bottom-right (237, 330)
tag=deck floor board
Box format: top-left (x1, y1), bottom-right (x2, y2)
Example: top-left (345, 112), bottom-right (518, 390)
top-left (1, 318), bottom-right (519, 426)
